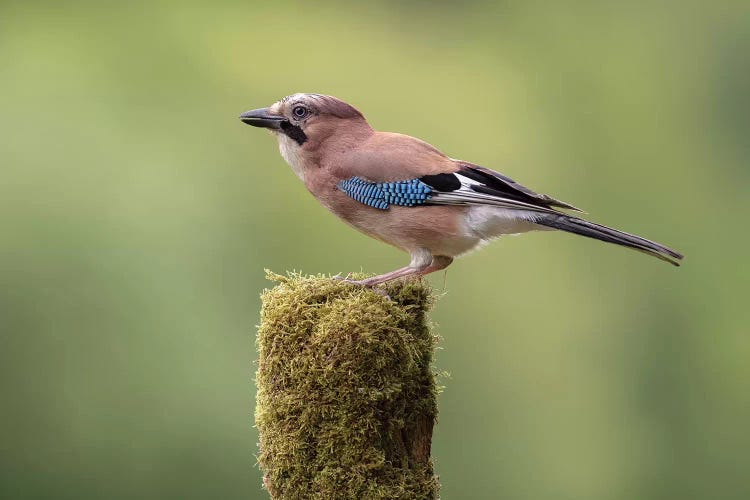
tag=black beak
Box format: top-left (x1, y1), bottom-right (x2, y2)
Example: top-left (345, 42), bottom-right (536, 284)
top-left (239, 107), bottom-right (286, 129)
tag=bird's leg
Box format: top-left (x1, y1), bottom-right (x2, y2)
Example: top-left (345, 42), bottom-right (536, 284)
top-left (346, 265), bottom-right (424, 287)
top-left (342, 252), bottom-right (453, 288)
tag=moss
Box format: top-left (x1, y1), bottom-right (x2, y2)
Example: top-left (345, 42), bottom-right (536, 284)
top-left (256, 271), bottom-right (440, 500)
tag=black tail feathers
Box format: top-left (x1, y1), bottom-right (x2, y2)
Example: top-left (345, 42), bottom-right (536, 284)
top-left (534, 215), bottom-right (684, 266)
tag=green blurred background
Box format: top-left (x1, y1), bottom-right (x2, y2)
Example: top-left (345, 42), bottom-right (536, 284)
top-left (1, 1), bottom-right (748, 498)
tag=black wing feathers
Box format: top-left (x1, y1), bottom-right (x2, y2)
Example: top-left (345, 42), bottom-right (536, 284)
top-left (419, 163), bottom-right (583, 213)
top-left (419, 173), bottom-right (462, 192)
top-left (459, 163), bottom-right (583, 212)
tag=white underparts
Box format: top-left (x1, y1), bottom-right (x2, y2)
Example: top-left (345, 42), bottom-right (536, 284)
top-left (409, 248), bottom-right (434, 269)
top-left (465, 205), bottom-right (544, 241)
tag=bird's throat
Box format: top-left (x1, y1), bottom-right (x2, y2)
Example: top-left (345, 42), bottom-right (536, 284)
top-left (277, 134), bottom-right (307, 182)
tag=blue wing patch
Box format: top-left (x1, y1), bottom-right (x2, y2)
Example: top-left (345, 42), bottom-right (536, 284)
top-left (338, 177), bottom-right (433, 210)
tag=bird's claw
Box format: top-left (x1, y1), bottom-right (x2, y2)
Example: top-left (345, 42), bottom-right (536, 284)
top-left (333, 275), bottom-right (391, 301)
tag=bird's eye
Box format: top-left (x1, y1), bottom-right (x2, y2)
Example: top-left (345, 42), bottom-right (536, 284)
top-left (292, 106), bottom-right (309, 119)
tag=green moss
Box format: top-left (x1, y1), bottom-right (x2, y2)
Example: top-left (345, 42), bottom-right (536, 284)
top-left (256, 272), bottom-right (440, 500)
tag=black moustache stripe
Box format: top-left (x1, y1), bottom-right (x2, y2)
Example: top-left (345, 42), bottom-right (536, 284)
top-left (280, 121), bottom-right (308, 145)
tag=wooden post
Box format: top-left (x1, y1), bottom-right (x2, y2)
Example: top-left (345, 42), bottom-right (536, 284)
top-left (255, 272), bottom-right (440, 499)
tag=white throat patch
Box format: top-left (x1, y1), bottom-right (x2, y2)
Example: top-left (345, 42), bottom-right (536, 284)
top-left (277, 133), bottom-right (305, 181)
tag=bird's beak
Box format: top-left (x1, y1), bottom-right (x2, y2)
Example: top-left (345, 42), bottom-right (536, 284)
top-left (239, 107), bottom-right (286, 130)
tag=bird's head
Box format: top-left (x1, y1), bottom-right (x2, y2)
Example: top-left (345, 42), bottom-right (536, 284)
top-left (240, 93), bottom-right (370, 149)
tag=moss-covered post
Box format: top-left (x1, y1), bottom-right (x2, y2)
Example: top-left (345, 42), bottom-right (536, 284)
top-left (255, 272), bottom-right (440, 499)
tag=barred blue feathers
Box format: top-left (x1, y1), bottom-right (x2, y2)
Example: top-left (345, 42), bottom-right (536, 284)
top-left (338, 177), bottom-right (433, 210)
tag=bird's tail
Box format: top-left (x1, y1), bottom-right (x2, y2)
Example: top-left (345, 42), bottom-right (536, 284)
top-left (534, 214), bottom-right (684, 266)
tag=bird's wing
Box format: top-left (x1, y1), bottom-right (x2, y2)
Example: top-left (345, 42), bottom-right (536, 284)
top-left (334, 132), bottom-right (460, 181)
top-left (337, 164), bottom-right (581, 215)
top-left (416, 166), bottom-right (575, 216)
top-left (455, 163), bottom-right (583, 212)
top-left (335, 133), bottom-right (582, 215)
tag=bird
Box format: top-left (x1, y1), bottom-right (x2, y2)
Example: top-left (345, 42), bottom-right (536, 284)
top-left (239, 93), bottom-right (683, 288)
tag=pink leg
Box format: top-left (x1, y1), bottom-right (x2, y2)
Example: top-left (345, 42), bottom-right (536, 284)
top-left (347, 265), bottom-right (422, 287)
top-left (345, 255), bottom-right (454, 287)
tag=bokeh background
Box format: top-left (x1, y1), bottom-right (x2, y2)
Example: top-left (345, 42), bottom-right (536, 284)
top-left (2, 1), bottom-right (748, 499)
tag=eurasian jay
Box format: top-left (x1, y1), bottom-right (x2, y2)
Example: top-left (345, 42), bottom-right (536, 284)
top-left (240, 93), bottom-right (683, 287)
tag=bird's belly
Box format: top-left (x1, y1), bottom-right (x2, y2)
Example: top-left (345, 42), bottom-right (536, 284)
top-left (324, 192), bottom-right (481, 257)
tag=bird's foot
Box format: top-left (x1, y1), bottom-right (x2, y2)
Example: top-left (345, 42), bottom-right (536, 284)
top-left (332, 275), bottom-right (391, 300)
